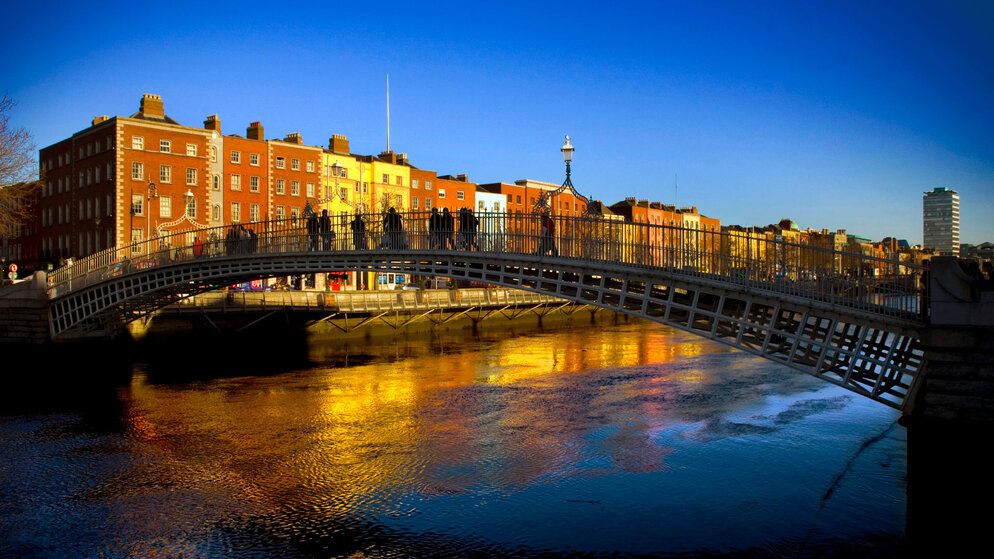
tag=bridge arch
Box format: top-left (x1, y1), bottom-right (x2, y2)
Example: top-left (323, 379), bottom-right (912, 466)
top-left (49, 248), bottom-right (924, 410)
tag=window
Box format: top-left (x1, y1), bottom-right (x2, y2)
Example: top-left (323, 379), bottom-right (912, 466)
top-left (160, 165), bottom-right (172, 183)
top-left (276, 157), bottom-right (285, 169)
top-left (160, 140), bottom-right (171, 153)
top-left (412, 197), bottom-right (419, 210)
top-left (363, 182), bottom-right (368, 193)
top-left (275, 206), bottom-right (285, 220)
top-left (276, 179), bottom-right (285, 194)
top-left (231, 175), bottom-right (241, 190)
top-left (291, 180), bottom-right (300, 196)
top-left (132, 162), bottom-right (144, 180)
top-left (212, 204), bottom-right (221, 221)
top-left (186, 168), bottom-right (197, 185)
top-left (186, 197), bottom-right (197, 218)
top-left (425, 180), bottom-right (432, 191)
top-left (290, 207), bottom-right (300, 222)
top-left (516, 195), bottom-right (522, 204)
top-left (212, 175), bottom-right (220, 191)
top-left (478, 201), bottom-right (485, 211)
top-left (382, 173), bottom-right (389, 183)
top-left (160, 196), bottom-right (171, 218)
top-left (131, 194), bottom-right (144, 216)
top-left (306, 182), bottom-right (315, 198)
top-left (132, 136), bottom-right (144, 150)
top-left (250, 176), bottom-right (259, 192)
top-left (457, 191), bottom-right (464, 200)
top-left (250, 153), bottom-right (259, 166)
top-left (425, 198), bottom-right (432, 210)
top-left (412, 178), bottom-right (419, 189)
top-left (131, 229), bottom-right (143, 252)
top-left (438, 189), bottom-right (446, 199)
top-left (95, 167), bottom-right (101, 183)
top-left (231, 202), bottom-right (241, 223)
top-left (291, 158), bottom-right (300, 171)
top-left (186, 143), bottom-right (197, 156)
top-left (211, 146), bottom-right (217, 163)
top-left (231, 150), bottom-right (241, 163)
top-left (250, 203), bottom-right (260, 222)
top-left (396, 195), bottom-right (402, 207)
top-left (396, 175), bottom-right (403, 186)
top-left (306, 160), bottom-right (314, 172)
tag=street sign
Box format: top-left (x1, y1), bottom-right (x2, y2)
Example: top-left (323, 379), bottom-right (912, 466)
top-left (9, 263), bottom-right (17, 274)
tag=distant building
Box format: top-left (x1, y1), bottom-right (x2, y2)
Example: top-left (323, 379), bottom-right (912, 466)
top-left (923, 187), bottom-right (960, 256)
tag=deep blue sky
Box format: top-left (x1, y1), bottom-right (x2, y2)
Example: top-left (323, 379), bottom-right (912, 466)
top-left (4, 0), bottom-right (992, 244)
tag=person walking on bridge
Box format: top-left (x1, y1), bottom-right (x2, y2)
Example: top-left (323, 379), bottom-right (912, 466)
top-left (351, 213), bottom-right (367, 250)
top-left (320, 210), bottom-right (334, 251)
top-left (540, 209), bottom-right (557, 257)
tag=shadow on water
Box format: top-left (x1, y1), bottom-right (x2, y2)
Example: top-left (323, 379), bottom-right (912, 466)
top-left (0, 341), bottom-right (132, 432)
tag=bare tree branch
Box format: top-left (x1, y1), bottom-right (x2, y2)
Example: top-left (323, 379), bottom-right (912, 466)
top-left (0, 94), bottom-right (42, 238)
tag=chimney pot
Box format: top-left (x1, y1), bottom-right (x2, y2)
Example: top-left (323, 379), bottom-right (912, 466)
top-left (247, 121), bottom-right (264, 141)
top-left (139, 93), bottom-right (164, 118)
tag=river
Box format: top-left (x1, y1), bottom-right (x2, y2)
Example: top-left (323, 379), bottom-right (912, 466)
top-left (0, 319), bottom-right (906, 557)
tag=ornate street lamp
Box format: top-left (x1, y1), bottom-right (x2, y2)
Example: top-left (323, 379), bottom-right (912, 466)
top-left (561, 134), bottom-right (573, 189)
top-left (534, 134), bottom-right (587, 214)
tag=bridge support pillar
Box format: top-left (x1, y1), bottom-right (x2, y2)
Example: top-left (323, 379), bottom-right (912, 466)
top-left (904, 256), bottom-right (994, 554)
top-left (0, 271), bottom-right (51, 345)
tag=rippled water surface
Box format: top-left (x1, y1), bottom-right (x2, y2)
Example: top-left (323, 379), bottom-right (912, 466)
top-left (1, 321), bottom-right (906, 557)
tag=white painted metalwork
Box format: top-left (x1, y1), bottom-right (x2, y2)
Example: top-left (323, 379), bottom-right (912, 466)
top-left (45, 212), bottom-right (926, 409)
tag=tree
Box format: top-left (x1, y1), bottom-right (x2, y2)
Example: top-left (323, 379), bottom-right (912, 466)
top-left (0, 94), bottom-right (41, 238)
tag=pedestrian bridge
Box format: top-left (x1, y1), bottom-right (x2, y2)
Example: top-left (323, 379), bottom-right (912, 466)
top-left (45, 211), bottom-right (925, 410)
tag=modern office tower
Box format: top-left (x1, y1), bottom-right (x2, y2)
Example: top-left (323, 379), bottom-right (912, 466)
top-left (923, 187), bottom-right (960, 255)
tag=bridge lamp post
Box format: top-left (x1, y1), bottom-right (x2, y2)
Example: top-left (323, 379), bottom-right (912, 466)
top-left (331, 160), bottom-right (344, 212)
top-left (561, 135), bottom-right (573, 190)
top-left (145, 180), bottom-right (158, 253)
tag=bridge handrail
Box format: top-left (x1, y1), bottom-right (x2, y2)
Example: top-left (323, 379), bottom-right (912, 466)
top-left (45, 211), bottom-right (924, 321)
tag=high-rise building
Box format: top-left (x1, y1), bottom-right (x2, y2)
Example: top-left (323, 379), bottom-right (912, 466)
top-left (923, 187), bottom-right (960, 255)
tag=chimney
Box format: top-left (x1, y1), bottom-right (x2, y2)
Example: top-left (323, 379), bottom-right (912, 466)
top-left (247, 121), bottom-right (264, 141)
top-left (397, 153), bottom-right (408, 165)
top-left (204, 114), bottom-right (221, 132)
top-left (284, 132), bottom-right (303, 145)
top-left (139, 94), bottom-right (164, 118)
top-left (378, 150), bottom-right (397, 164)
top-left (329, 134), bottom-right (350, 155)
top-left (92, 115), bottom-right (110, 126)
top-left (456, 173), bottom-right (468, 182)
top-left (625, 197), bottom-right (636, 203)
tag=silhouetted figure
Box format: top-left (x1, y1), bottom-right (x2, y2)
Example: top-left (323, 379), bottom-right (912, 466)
top-left (458, 208), bottom-right (479, 250)
top-left (351, 214), bottom-right (367, 250)
top-left (441, 208), bottom-right (454, 249)
top-left (382, 207), bottom-right (406, 249)
top-left (306, 212), bottom-right (320, 251)
top-left (540, 210), bottom-right (557, 256)
top-left (429, 207), bottom-right (442, 249)
top-left (320, 210), bottom-right (333, 251)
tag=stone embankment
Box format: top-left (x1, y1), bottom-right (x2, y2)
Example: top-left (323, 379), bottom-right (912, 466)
top-left (0, 272), bottom-right (50, 345)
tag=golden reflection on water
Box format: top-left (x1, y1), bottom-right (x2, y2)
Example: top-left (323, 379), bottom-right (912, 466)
top-left (119, 322), bottom-right (733, 521)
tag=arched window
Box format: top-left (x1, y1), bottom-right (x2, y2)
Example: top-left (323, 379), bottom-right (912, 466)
top-left (210, 146), bottom-right (218, 163)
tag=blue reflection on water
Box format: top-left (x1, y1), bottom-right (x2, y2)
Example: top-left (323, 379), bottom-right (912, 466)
top-left (0, 322), bottom-right (905, 557)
